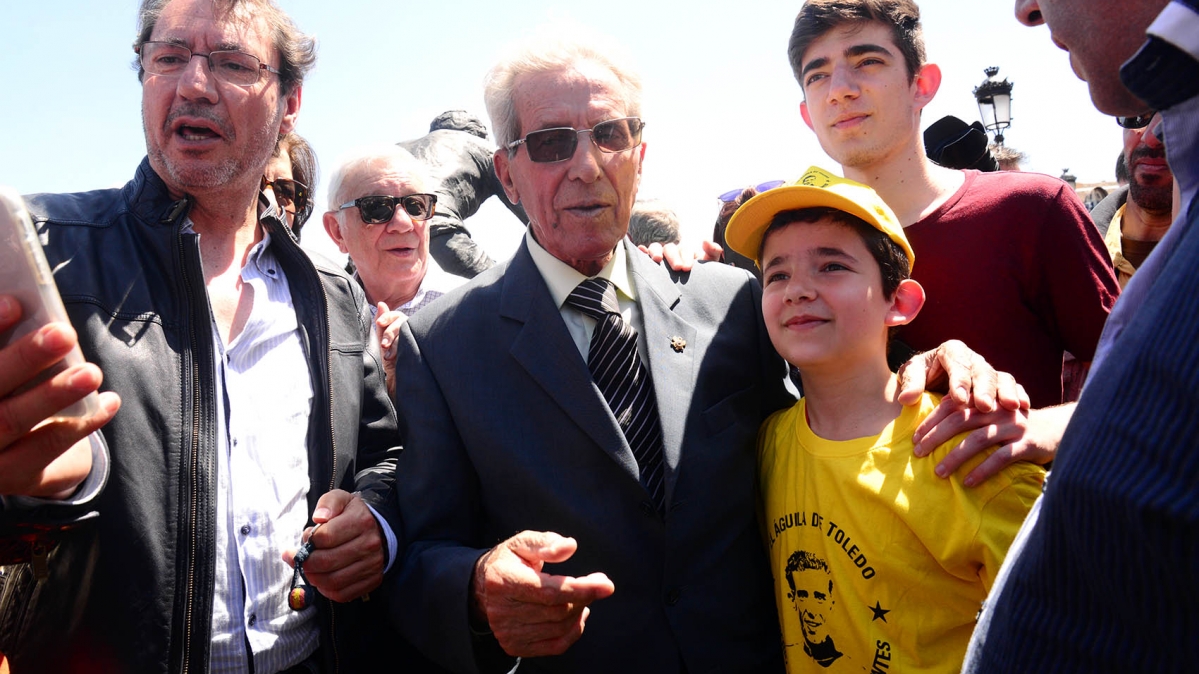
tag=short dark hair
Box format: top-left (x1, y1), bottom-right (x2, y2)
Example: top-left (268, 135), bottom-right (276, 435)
top-left (788, 0), bottom-right (925, 88)
top-left (713, 186), bottom-right (763, 279)
top-left (1115, 151), bottom-right (1129, 184)
top-left (784, 550), bottom-right (831, 599)
top-left (759, 207), bottom-right (910, 299)
top-left (133, 0), bottom-right (316, 96)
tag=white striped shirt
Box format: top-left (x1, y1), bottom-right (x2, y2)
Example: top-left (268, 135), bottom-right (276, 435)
top-left (201, 227), bottom-right (319, 673)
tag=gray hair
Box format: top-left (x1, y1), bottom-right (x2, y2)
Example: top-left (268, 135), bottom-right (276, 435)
top-left (483, 32), bottom-right (643, 149)
top-left (133, 0), bottom-right (316, 96)
top-left (628, 199), bottom-right (682, 246)
top-left (326, 146), bottom-right (430, 211)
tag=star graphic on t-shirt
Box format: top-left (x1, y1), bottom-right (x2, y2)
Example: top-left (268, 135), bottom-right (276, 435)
top-left (870, 601), bottom-right (890, 622)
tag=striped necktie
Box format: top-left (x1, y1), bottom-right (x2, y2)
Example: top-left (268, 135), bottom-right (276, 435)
top-left (566, 277), bottom-right (665, 512)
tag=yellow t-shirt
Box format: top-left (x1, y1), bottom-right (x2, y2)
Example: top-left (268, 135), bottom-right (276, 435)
top-left (758, 392), bottom-right (1044, 673)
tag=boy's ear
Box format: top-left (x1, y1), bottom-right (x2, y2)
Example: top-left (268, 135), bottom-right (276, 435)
top-left (800, 101), bottom-right (816, 131)
top-left (885, 279), bottom-right (925, 327)
top-left (912, 63), bottom-right (942, 112)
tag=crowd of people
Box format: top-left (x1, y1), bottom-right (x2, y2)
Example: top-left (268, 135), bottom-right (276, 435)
top-left (0, 0), bottom-right (1195, 672)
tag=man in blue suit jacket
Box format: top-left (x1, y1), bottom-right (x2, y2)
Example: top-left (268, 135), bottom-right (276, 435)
top-left (385, 37), bottom-right (792, 674)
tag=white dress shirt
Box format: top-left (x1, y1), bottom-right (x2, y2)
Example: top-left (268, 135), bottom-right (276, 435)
top-left (524, 231), bottom-right (648, 361)
top-left (204, 228), bottom-right (319, 673)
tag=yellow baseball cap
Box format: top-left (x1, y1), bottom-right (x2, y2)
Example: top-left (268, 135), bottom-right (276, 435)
top-left (724, 166), bottom-right (914, 269)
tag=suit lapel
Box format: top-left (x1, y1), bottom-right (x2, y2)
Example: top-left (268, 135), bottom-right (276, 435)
top-left (501, 242), bottom-right (640, 481)
top-left (626, 241), bottom-right (698, 508)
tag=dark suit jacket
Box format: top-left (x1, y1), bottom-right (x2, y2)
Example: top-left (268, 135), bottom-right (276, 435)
top-left (386, 239), bottom-right (794, 673)
top-left (965, 188), bottom-right (1199, 673)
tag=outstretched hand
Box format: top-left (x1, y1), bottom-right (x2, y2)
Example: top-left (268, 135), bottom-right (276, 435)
top-left (471, 530), bottom-right (615, 658)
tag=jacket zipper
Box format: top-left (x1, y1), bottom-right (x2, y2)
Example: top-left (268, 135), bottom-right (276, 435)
top-left (180, 212), bottom-right (203, 674)
top-left (182, 315), bottom-right (201, 674)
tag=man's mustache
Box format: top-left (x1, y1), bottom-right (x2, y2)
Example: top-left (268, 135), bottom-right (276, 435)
top-left (1129, 145), bottom-right (1166, 166)
top-left (164, 104), bottom-right (234, 139)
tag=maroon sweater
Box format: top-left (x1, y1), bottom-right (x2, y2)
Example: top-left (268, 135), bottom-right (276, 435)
top-left (897, 170), bottom-right (1120, 408)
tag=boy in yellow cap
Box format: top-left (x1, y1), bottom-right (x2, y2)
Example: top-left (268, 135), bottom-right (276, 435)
top-left (726, 167), bottom-right (1044, 673)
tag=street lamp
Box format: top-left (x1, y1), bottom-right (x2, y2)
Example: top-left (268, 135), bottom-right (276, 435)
top-left (973, 67), bottom-right (1013, 144)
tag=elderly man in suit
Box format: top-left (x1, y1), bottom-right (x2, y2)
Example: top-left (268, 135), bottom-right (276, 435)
top-left (386, 36), bottom-right (792, 674)
top-left (384, 34), bottom-right (1025, 674)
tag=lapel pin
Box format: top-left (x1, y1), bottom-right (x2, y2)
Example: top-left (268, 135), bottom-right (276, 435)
top-left (670, 336), bottom-right (687, 353)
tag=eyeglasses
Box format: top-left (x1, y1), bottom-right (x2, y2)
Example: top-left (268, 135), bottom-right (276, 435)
top-left (718, 180), bottom-right (785, 203)
top-left (137, 41), bottom-right (281, 87)
top-left (337, 194), bottom-right (438, 225)
top-left (506, 117), bottom-right (645, 163)
top-left (1116, 113), bottom-right (1156, 129)
top-left (262, 177), bottom-right (311, 223)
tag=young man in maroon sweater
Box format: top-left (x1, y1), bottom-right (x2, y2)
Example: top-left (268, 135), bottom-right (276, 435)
top-left (787, 0), bottom-right (1120, 482)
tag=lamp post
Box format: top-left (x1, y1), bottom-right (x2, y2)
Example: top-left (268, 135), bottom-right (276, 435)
top-left (973, 67), bottom-right (1013, 144)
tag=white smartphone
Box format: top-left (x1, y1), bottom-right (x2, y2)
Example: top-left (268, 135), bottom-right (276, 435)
top-left (0, 186), bottom-right (99, 419)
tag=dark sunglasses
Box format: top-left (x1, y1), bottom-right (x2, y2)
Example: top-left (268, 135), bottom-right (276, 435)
top-left (337, 194), bottom-right (437, 225)
top-left (506, 117), bottom-right (645, 163)
top-left (1116, 113), bottom-right (1156, 129)
top-left (718, 180), bottom-right (785, 203)
top-left (263, 177), bottom-right (311, 219)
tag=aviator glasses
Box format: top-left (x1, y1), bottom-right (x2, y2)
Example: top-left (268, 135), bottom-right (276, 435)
top-left (262, 177), bottom-right (311, 223)
top-left (138, 41), bottom-right (282, 87)
top-left (506, 117), bottom-right (645, 163)
top-left (338, 194), bottom-right (438, 225)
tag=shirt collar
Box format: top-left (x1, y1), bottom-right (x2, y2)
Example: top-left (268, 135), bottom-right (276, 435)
top-left (1105, 203), bottom-right (1127, 258)
top-left (1120, 1), bottom-right (1199, 111)
top-left (181, 217), bottom-right (277, 279)
top-left (525, 228), bottom-right (637, 309)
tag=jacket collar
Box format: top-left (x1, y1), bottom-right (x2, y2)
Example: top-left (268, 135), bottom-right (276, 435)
top-left (122, 157), bottom-right (191, 227)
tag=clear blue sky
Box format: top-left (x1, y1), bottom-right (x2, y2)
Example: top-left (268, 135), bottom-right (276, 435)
top-left (1, 0), bottom-right (1118, 260)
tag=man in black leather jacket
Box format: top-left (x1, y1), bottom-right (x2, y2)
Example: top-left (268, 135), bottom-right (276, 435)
top-left (0, 0), bottom-right (401, 671)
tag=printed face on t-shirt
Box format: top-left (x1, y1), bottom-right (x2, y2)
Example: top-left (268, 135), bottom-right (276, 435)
top-left (793, 571), bottom-right (835, 644)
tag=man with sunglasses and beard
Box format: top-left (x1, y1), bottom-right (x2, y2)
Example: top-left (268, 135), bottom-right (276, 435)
top-left (0, 1), bottom-right (401, 671)
top-left (322, 146), bottom-right (464, 398)
top-left (1091, 113), bottom-right (1176, 288)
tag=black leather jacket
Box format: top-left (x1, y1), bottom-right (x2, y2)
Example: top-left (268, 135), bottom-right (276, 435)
top-left (0, 158), bottom-right (401, 673)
